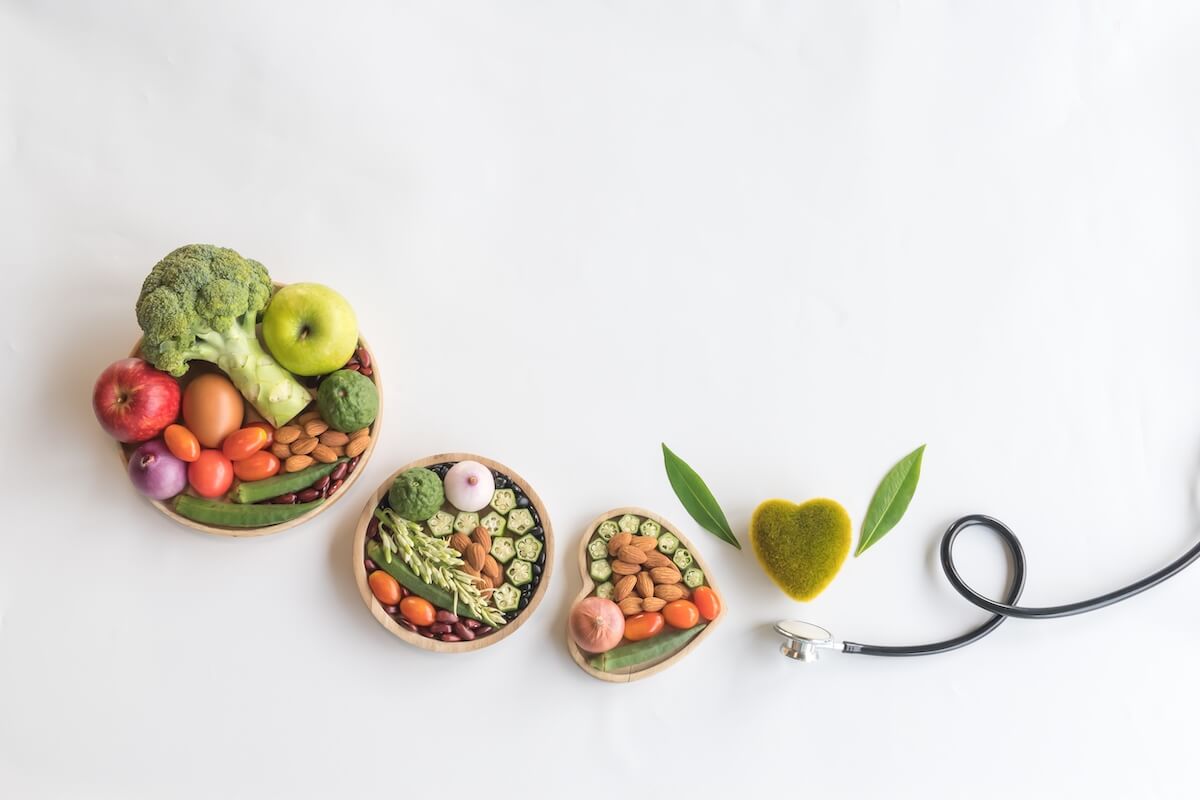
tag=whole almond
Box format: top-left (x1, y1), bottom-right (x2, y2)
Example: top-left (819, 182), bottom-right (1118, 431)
top-left (297, 409), bottom-right (322, 424)
top-left (462, 564), bottom-right (481, 579)
top-left (614, 575), bottom-right (637, 602)
top-left (465, 543), bottom-right (487, 572)
top-left (643, 551), bottom-right (673, 569)
top-left (483, 555), bottom-right (503, 583)
top-left (478, 575), bottom-right (494, 591)
top-left (270, 442), bottom-right (293, 459)
top-left (618, 596), bottom-right (644, 616)
top-left (617, 545), bottom-right (647, 565)
top-left (636, 572), bottom-right (655, 598)
top-left (331, 445), bottom-right (346, 457)
top-left (471, 526), bottom-right (492, 552)
top-left (285, 454), bottom-right (315, 472)
top-left (350, 427), bottom-right (370, 440)
top-left (650, 566), bottom-right (682, 585)
top-left (319, 430), bottom-right (350, 447)
top-left (611, 560), bottom-right (641, 576)
top-left (642, 597), bottom-right (666, 612)
top-left (291, 436), bottom-right (318, 455)
top-left (345, 435), bottom-right (370, 458)
top-left (312, 444), bottom-right (338, 464)
top-left (275, 425), bottom-right (302, 444)
top-left (303, 419), bottom-right (329, 437)
top-left (654, 584), bottom-right (686, 602)
top-left (607, 532), bottom-right (632, 556)
top-left (630, 536), bottom-right (658, 552)
top-left (449, 533), bottom-right (472, 555)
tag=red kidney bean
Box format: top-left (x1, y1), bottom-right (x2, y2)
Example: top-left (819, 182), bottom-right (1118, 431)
top-left (331, 462), bottom-right (349, 482)
top-left (364, 558), bottom-right (377, 571)
top-left (313, 475), bottom-right (331, 492)
top-left (356, 347), bottom-right (371, 368)
top-left (366, 517), bottom-right (379, 539)
top-left (439, 634), bottom-right (462, 642)
top-left (419, 628), bottom-right (435, 638)
top-left (348, 456), bottom-right (361, 471)
top-left (435, 610), bottom-right (459, 624)
top-left (297, 488), bottom-right (321, 503)
top-left (397, 619), bottom-right (418, 632)
top-left (344, 362), bottom-right (361, 372)
top-left (462, 619), bottom-right (480, 630)
top-left (328, 479), bottom-right (344, 496)
top-left (271, 493), bottom-right (297, 504)
top-left (429, 623), bottom-right (452, 635)
top-left (382, 604), bottom-right (399, 616)
top-left (476, 626), bottom-right (493, 635)
top-left (398, 585), bottom-right (409, 598)
top-left (359, 367), bottom-right (373, 378)
top-left (453, 622), bottom-right (474, 641)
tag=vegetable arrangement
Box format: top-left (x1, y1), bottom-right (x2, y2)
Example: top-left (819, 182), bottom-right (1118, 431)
top-left (92, 244), bottom-right (379, 531)
top-left (569, 510), bottom-right (722, 678)
top-left (363, 459), bottom-right (550, 645)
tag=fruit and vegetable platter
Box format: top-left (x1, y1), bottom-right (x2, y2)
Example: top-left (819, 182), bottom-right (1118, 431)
top-left (568, 508), bottom-right (723, 682)
top-left (354, 454), bottom-right (554, 652)
top-left (92, 244), bottom-right (381, 535)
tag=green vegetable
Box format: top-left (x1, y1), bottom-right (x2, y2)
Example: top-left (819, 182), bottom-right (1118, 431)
top-left (595, 581), bottom-right (615, 600)
top-left (366, 540), bottom-right (494, 625)
top-left (480, 511), bottom-right (507, 538)
top-left (490, 536), bottom-right (517, 564)
top-left (639, 519), bottom-right (661, 538)
top-left (856, 445), bottom-right (926, 557)
top-left (515, 534), bottom-right (542, 562)
top-left (656, 532), bottom-right (679, 555)
top-left (506, 559), bottom-right (533, 587)
top-left (317, 369), bottom-right (378, 432)
top-left (682, 566), bottom-right (704, 589)
top-left (590, 559), bottom-right (613, 582)
top-left (135, 244), bottom-right (310, 427)
top-left (507, 508), bottom-right (535, 535)
top-left (230, 459), bottom-right (344, 503)
top-left (176, 494), bottom-right (323, 527)
top-left (493, 583), bottom-right (521, 612)
top-left (596, 520), bottom-right (621, 542)
top-left (388, 468), bottom-right (445, 521)
top-left (587, 538), bottom-right (608, 560)
top-left (589, 624), bottom-right (706, 673)
top-left (618, 514), bottom-right (641, 534)
top-left (673, 548), bottom-right (693, 571)
top-left (427, 510), bottom-right (455, 536)
top-left (454, 512), bottom-right (480, 534)
top-left (491, 489), bottom-right (517, 514)
top-left (661, 443), bottom-right (740, 549)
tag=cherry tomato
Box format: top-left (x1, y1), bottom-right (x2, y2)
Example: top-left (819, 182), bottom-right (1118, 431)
top-left (399, 596), bottom-right (436, 627)
top-left (163, 424), bottom-right (200, 463)
top-left (245, 420), bottom-right (275, 446)
top-left (232, 450), bottom-right (280, 482)
top-left (221, 426), bottom-right (270, 461)
top-left (623, 612), bottom-right (665, 641)
top-left (188, 450), bottom-right (234, 498)
top-left (691, 587), bottom-right (721, 622)
top-left (368, 571), bottom-right (401, 606)
top-left (663, 599), bottom-right (701, 630)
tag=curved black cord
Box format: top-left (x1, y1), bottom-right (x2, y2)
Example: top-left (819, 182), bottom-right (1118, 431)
top-left (842, 513), bottom-right (1200, 657)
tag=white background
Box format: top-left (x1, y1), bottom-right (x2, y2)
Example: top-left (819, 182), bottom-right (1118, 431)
top-left (3, 2), bottom-right (1200, 797)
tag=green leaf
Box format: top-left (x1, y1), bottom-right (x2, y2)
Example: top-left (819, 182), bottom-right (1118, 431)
top-left (662, 443), bottom-right (741, 550)
top-left (856, 445), bottom-right (926, 557)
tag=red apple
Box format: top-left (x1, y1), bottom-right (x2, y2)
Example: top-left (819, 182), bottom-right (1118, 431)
top-left (93, 358), bottom-right (182, 443)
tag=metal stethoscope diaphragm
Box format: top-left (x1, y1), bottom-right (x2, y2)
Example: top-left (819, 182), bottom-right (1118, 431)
top-left (774, 513), bottom-right (1200, 661)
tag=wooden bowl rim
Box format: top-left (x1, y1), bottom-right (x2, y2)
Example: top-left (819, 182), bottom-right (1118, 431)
top-left (353, 453), bottom-right (555, 654)
top-left (566, 506), bottom-right (725, 683)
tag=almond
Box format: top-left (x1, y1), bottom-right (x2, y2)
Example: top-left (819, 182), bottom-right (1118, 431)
top-left (617, 545), bottom-right (647, 565)
top-left (630, 535), bottom-right (658, 552)
top-left (642, 597), bottom-right (666, 612)
top-left (643, 551), bottom-right (673, 569)
top-left (331, 445), bottom-right (346, 457)
top-left (461, 564), bottom-right (481, 579)
top-left (650, 566), bottom-right (682, 585)
top-left (607, 532), bottom-right (632, 556)
top-left (312, 444), bottom-right (338, 464)
top-left (465, 543), bottom-right (487, 572)
top-left (618, 596), bottom-right (644, 616)
top-left (654, 584), bottom-right (686, 602)
top-left (350, 427), bottom-right (370, 440)
top-left (611, 560), bottom-right (641, 576)
top-left (285, 454), bottom-right (314, 472)
top-left (449, 533), bottom-right (472, 555)
top-left (319, 430), bottom-right (350, 447)
top-left (471, 526), bottom-right (492, 552)
top-left (478, 574), bottom-right (494, 592)
top-left (290, 436), bottom-right (318, 455)
top-left (345, 435), bottom-right (370, 458)
top-left (270, 442), bottom-right (292, 459)
top-left (275, 425), bottom-right (302, 444)
top-left (614, 575), bottom-right (637, 602)
top-left (483, 555), bottom-right (503, 583)
top-left (303, 419), bottom-right (329, 437)
top-left (636, 572), bottom-right (655, 598)
top-left (297, 409), bottom-right (322, 424)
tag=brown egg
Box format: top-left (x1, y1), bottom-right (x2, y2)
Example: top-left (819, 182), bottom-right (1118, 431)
top-left (182, 373), bottom-right (245, 448)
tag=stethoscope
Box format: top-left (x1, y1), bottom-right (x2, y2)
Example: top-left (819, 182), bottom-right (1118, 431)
top-left (773, 513), bottom-right (1200, 662)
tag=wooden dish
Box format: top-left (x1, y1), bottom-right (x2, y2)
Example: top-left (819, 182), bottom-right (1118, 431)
top-left (567, 507), bottom-right (724, 683)
top-left (117, 326), bottom-right (381, 537)
top-left (353, 453), bottom-right (555, 653)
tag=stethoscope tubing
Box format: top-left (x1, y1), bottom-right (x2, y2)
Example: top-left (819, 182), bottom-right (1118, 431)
top-left (842, 514), bottom-right (1200, 657)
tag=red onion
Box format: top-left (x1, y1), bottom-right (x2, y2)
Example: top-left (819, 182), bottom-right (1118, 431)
top-left (128, 438), bottom-right (188, 500)
top-left (570, 597), bottom-right (625, 653)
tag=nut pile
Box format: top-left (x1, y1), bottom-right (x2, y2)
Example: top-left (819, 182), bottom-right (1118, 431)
top-left (608, 532), bottom-right (689, 616)
top-left (270, 410), bottom-right (372, 472)
top-left (449, 527), bottom-right (505, 595)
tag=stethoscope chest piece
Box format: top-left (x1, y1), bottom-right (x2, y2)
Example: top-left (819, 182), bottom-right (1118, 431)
top-left (774, 620), bottom-right (837, 662)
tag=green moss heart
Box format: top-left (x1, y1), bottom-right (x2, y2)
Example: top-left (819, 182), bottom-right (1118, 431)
top-left (750, 498), bottom-right (851, 601)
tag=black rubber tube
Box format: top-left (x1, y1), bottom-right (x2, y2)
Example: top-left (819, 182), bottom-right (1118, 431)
top-left (842, 513), bottom-right (1200, 657)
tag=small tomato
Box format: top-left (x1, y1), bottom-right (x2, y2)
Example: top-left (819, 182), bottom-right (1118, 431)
top-left (368, 571), bottom-right (401, 606)
top-left (663, 599), bottom-right (700, 630)
top-left (188, 450), bottom-right (234, 498)
top-left (232, 450), bottom-right (280, 482)
top-left (691, 586), bottom-right (721, 622)
top-left (163, 424), bottom-right (200, 463)
top-left (245, 420), bottom-right (275, 447)
top-left (399, 596), bottom-right (436, 627)
top-left (623, 612), bottom-right (665, 641)
top-left (221, 426), bottom-right (270, 461)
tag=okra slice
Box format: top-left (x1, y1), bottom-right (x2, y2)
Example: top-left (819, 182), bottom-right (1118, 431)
top-left (618, 514), bottom-right (642, 534)
top-left (491, 489), bottom-right (517, 514)
top-left (454, 512), bottom-right (480, 535)
top-left (657, 532), bottom-right (680, 555)
top-left (590, 559), bottom-right (613, 582)
top-left (683, 566), bottom-right (705, 589)
top-left (595, 581), bottom-right (615, 600)
top-left (480, 511), bottom-right (507, 538)
top-left (490, 536), bottom-right (517, 564)
top-left (639, 519), bottom-right (661, 538)
top-left (506, 558), bottom-right (534, 587)
top-left (673, 548), bottom-right (693, 571)
top-left (596, 520), bottom-right (621, 542)
top-left (587, 537), bottom-right (609, 560)
top-left (427, 511), bottom-right (455, 536)
top-left (515, 534), bottom-right (542, 562)
top-left (507, 508), bottom-right (535, 535)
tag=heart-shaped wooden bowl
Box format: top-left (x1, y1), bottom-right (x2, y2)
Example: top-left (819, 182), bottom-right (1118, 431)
top-left (353, 453), bottom-right (554, 653)
top-left (116, 289), bottom-right (381, 537)
top-left (568, 507), bottom-right (724, 683)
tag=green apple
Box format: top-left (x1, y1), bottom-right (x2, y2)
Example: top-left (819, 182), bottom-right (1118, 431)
top-left (262, 283), bottom-right (359, 376)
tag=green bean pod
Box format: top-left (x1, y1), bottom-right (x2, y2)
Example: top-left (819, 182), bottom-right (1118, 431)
top-left (589, 624), bottom-right (707, 673)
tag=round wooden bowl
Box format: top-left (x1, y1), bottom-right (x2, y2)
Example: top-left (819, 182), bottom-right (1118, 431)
top-left (353, 453), bottom-right (554, 653)
top-left (118, 330), bottom-right (382, 538)
top-left (567, 507), bottom-right (725, 683)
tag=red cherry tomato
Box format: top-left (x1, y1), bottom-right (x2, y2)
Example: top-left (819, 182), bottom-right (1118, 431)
top-left (188, 450), bottom-right (234, 498)
top-left (221, 426), bottom-right (270, 461)
top-left (691, 587), bottom-right (721, 622)
top-left (245, 420), bottom-right (275, 446)
top-left (232, 450), bottom-right (280, 482)
top-left (663, 599), bottom-right (701, 630)
top-left (163, 424), bottom-right (200, 463)
top-left (399, 596), bottom-right (436, 627)
top-left (623, 612), bottom-right (665, 641)
top-left (368, 571), bottom-right (402, 606)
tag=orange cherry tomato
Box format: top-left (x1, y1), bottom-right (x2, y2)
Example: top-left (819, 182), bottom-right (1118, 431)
top-left (399, 596), bottom-right (436, 627)
top-left (221, 426), bottom-right (270, 461)
top-left (663, 599), bottom-right (701, 630)
top-left (623, 612), bottom-right (665, 641)
top-left (368, 571), bottom-right (402, 606)
top-left (691, 586), bottom-right (721, 622)
top-left (188, 450), bottom-right (234, 498)
top-left (163, 424), bottom-right (200, 463)
top-left (245, 420), bottom-right (275, 446)
top-left (232, 450), bottom-right (280, 482)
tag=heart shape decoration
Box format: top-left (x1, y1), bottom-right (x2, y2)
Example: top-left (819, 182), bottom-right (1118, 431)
top-left (750, 498), bottom-right (851, 601)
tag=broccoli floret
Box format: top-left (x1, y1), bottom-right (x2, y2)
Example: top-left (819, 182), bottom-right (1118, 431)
top-left (136, 244), bottom-right (310, 427)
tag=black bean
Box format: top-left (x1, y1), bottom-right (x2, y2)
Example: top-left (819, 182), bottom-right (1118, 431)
top-left (531, 564), bottom-right (542, 577)
top-left (529, 526), bottom-right (543, 539)
top-left (535, 550), bottom-right (546, 567)
top-left (518, 597), bottom-right (529, 610)
top-left (516, 494), bottom-right (531, 509)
